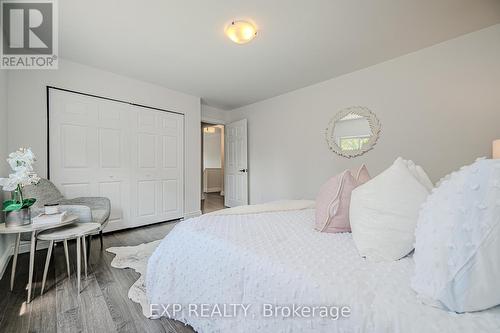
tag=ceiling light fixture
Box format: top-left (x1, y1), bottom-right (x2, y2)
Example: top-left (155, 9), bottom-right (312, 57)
top-left (225, 20), bottom-right (257, 44)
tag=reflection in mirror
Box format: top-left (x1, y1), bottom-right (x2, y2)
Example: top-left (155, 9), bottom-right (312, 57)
top-left (334, 113), bottom-right (371, 151)
top-left (325, 107), bottom-right (381, 158)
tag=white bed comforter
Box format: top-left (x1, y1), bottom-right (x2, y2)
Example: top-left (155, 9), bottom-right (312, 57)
top-left (146, 209), bottom-right (500, 333)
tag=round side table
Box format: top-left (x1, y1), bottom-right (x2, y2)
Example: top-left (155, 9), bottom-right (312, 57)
top-left (0, 214), bottom-right (78, 303)
top-left (37, 222), bottom-right (101, 294)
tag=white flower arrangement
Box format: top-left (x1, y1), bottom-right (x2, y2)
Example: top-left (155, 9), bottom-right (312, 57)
top-left (0, 148), bottom-right (40, 212)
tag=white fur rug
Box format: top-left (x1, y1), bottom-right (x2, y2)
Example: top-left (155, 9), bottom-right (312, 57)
top-left (106, 240), bottom-right (161, 317)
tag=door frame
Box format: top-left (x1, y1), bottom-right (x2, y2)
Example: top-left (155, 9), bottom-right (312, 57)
top-left (201, 115), bottom-right (227, 125)
top-left (200, 115), bottom-right (226, 198)
top-left (201, 122), bottom-right (225, 201)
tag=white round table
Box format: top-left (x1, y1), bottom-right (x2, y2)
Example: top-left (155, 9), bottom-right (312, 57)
top-left (37, 223), bottom-right (100, 294)
top-left (0, 214), bottom-right (78, 303)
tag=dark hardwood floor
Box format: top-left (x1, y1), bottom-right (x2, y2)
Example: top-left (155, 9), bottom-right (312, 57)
top-left (0, 221), bottom-right (196, 333)
top-left (201, 193), bottom-right (225, 214)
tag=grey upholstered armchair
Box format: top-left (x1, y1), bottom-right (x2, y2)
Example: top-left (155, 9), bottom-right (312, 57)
top-left (23, 179), bottom-right (111, 248)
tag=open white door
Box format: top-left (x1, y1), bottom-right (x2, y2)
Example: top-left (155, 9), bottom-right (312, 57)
top-left (224, 119), bottom-right (248, 207)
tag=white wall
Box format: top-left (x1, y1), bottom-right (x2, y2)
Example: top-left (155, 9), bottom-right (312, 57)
top-left (203, 129), bottom-right (222, 168)
top-left (201, 104), bottom-right (229, 124)
top-left (0, 70), bottom-right (14, 278)
top-left (0, 71), bottom-right (7, 190)
top-left (7, 59), bottom-right (202, 218)
top-left (228, 25), bottom-right (500, 204)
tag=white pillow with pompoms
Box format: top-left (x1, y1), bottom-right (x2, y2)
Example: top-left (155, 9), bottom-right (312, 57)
top-left (412, 158), bottom-right (500, 312)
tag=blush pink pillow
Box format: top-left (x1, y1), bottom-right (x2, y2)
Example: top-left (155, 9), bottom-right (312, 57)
top-left (315, 165), bottom-right (370, 233)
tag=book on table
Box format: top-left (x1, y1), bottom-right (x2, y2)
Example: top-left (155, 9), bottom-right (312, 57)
top-left (32, 211), bottom-right (68, 225)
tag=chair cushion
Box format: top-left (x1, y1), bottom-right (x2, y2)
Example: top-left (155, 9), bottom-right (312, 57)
top-left (22, 179), bottom-right (64, 208)
top-left (31, 205), bottom-right (92, 223)
top-left (59, 197), bottom-right (111, 225)
top-left (90, 208), bottom-right (110, 225)
top-left (21, 205), bottom-right (94, 241)
top-left (19, 182), bottom-right (111, 241)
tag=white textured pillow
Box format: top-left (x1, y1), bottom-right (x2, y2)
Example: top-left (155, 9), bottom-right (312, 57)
top-left (404, 159), bottom-right (434, 191)
top-left (412, 158), bottom-right (500, 312)
top-left (350, 157), bottom-right (430, 262)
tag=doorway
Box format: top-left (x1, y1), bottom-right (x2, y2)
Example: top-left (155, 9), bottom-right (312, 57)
top-left (201, 122), bottom-right (225, 214)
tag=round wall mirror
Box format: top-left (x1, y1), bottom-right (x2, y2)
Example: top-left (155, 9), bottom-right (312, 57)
top-left (325, 106), bottom-right (381, 158)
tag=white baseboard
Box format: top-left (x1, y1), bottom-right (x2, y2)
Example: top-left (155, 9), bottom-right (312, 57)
top-left (184, 210), bottom-right (202, 220)
top-left (205, 187), bottom-right (222, 193)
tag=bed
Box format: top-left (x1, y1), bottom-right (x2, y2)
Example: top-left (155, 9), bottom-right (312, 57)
top-left (146, 205), bottom-right (500, 333)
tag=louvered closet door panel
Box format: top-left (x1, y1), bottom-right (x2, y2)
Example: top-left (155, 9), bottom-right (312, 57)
top-left (129, 105), bottom-right (184, 225)
top-left (49, 89), bottom-right (184, 231)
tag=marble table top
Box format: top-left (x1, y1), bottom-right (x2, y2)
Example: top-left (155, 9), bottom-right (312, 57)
top-left (0, 214), bottom-right (79, 234)
top-left (37, 222), bottom-right (101, 241)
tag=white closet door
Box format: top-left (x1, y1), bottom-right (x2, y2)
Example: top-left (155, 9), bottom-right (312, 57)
top-left (49, 88), bottom-right (183, 231)
top-left (129, 105), bottom-right (184, 226)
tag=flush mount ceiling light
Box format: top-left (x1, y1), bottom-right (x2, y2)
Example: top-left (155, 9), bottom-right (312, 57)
top-left (225, 20), bottom-right (257, 44)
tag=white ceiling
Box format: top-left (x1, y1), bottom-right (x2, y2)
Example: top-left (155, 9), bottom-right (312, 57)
top-left (60, 0), bottom-right (500, 110)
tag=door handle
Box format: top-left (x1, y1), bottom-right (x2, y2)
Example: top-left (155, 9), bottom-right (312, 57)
top-left (238, 169), bottom-right (248, 173)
